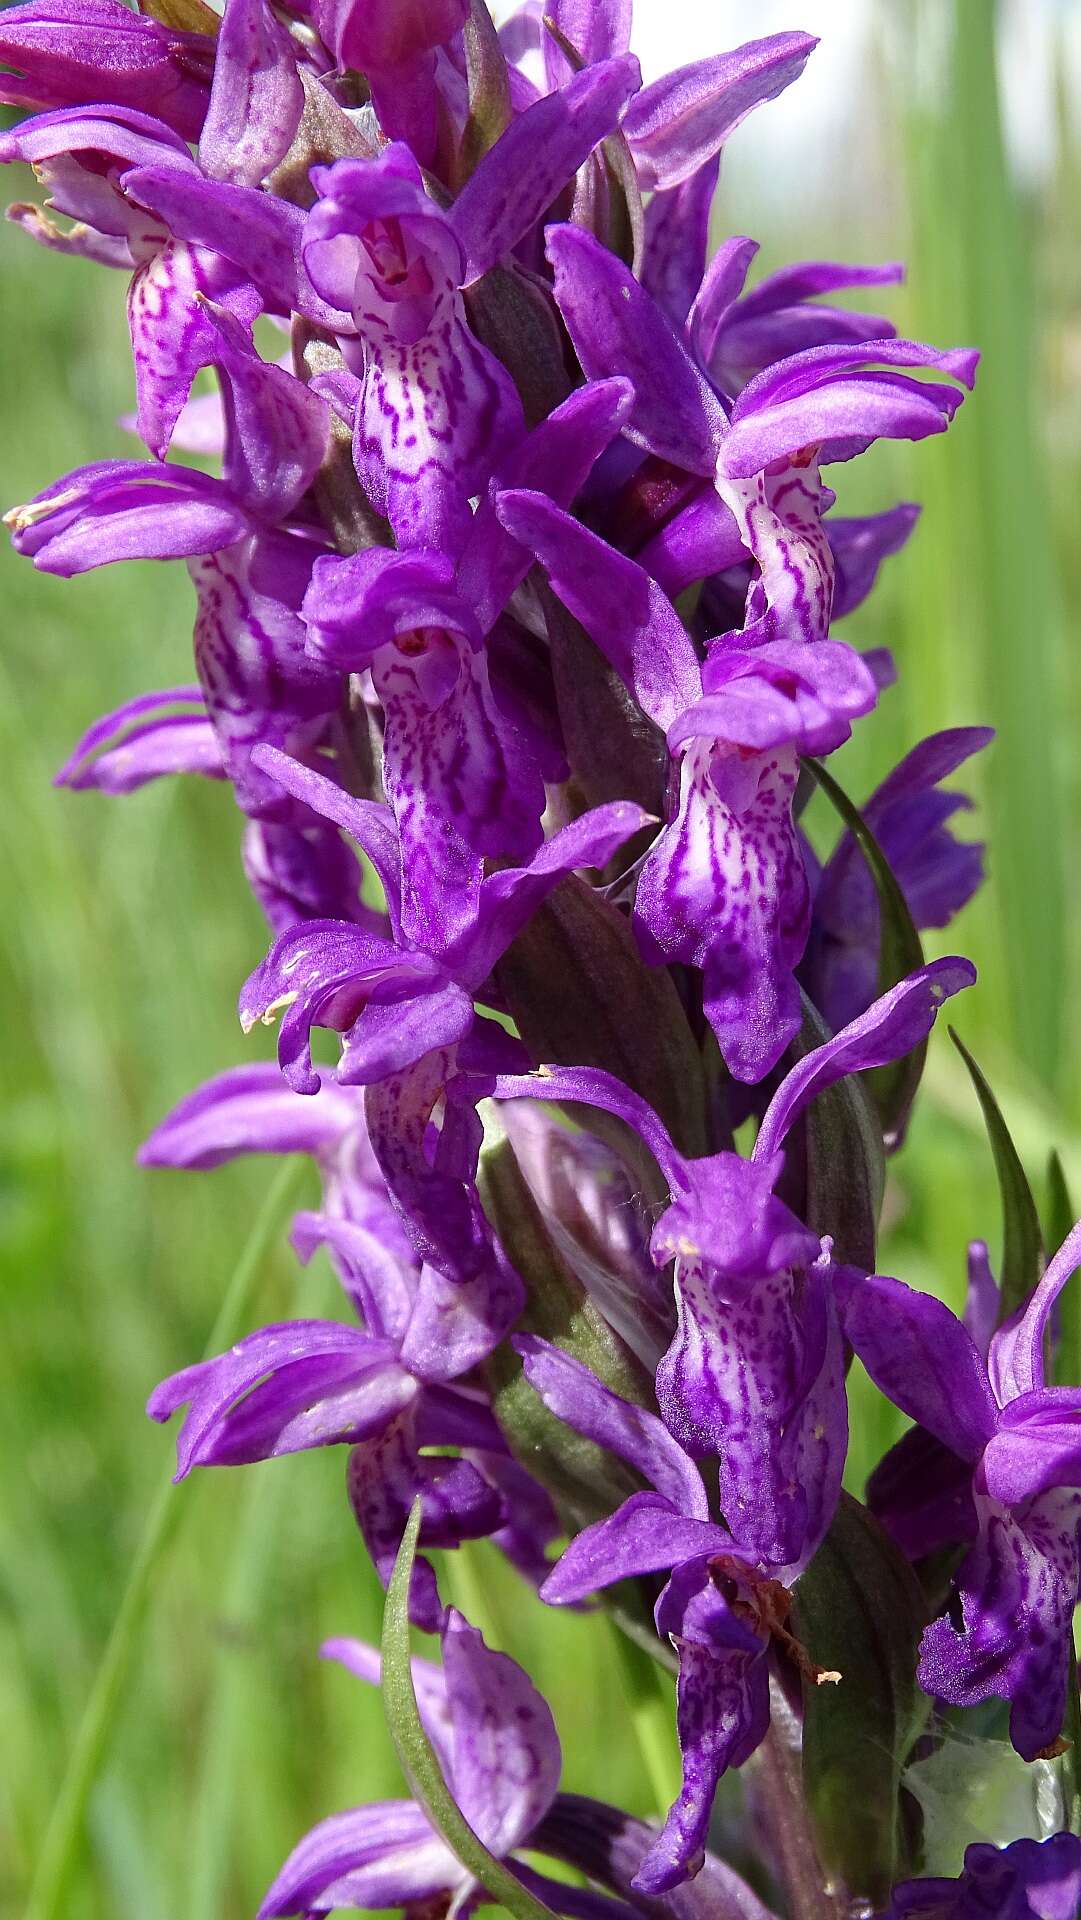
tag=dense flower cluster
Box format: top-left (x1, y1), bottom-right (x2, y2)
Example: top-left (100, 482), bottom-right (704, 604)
top-left (7, 0), bottom-right (1081, 1912)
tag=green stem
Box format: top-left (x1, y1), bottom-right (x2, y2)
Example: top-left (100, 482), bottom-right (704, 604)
top-left (25, 1157), bottom-right (307, 1920)
top-left (752, 1686), bottom-right (846, 1920)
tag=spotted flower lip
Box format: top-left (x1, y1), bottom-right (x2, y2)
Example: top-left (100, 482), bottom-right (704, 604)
top-left (844, 1219), bottom-right (1081, 1760)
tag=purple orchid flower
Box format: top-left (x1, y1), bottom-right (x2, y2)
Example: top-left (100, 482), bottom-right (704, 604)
top-left (196, 0), bottom-right (304, 190)
top-left (0, 103), bottom-right (290, 458)
top-left (621, 32), bottom-right (817, 192)
top-left (492, 959), bottom-right (975, 1578)
top-left (142, 1062), bottom-right (549, 1625)
top-left (296, 56), bottom-right (638, 551)
top-left (802, 726), bottom-right (994, 1034)
top-left (54, 686), bottom-right (225, 795)
top-left (514, 1335), bottom-right (793, 1894)
top-left (262, 1615), bottom-right (772, 1919)
top-left (877, 1832), bottom-right (1081, 1920)
top-left (300, 376), bottom-right (632, 936)
top-left (494, 484), bottom-right (877, 1079)
top-left (306, 0), bottom-right (468, 165)
top-left (542, 222), bottom-right (976, 657)
top-left (238, 743), bottom-right (651, 1091)
top-left (843, 1221), bottom-right (1081, 1759)
top-left (55, 683), bottom-right (379, 933)
top-left (682, 242), bottom-right (900, 388)
top-left (8, 309), bottom-right (341, 818)
top-left (148, 1199), bottom-right (526, 1627)
top-left (0, 0), bottom-right (214, 138)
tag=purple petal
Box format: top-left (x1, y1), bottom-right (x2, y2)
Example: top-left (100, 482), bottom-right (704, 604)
top-left (542, 0), bottom-right (632, 88)
top-left (685, 234), bottom-right (759, 369)
top-left (454, 799), bottom-right (654, 984)
top-left (7, 460), bottom-right (250, 574)
top-left (545, 224), bottom-right (725, 474)
top-left (623, 32), bottom-right (817, 192)
top-left (128, 239), bottom-right (261, 461)
top-left (452, 54), bottom-right (640, 285)
top-left (209, 307), bottom-right (330, 519)
top-left (442, 1608), bottom-right (562, 1854)
top-left (535, 1793), bottom-right (776, 1920)
top-left (725, 338), bottom-right (978, 473)
top-left (239, 919), bottom-right (451, 1094)
top-left (651, 1151), bottom-right (817, 1286)
top-left (754, 957), bottom-right (977, 1161)
top-left (259, 1802), bottom-right (458, 1918)
top-left (639, 157), bottom-right (720, 331)
top-left (459, 377), bottom-right (634, 636)
top-left (540, 1492), bottom-right (732, 1605)
top-left (918, 1490), bottom-right (1080, 1760)
top-left (148, 1322), bottom-right (413, 1474)
top-left (55, 687), bottom-right (223, 793)
top-left (636, 1567), bottom-right (770, 1893)
top-left (291, 1211), bottom-right (417, 1347)
top-left (242, 817), bottom-right (375, 938)
top-left (188, 536), bottom-right (341, 817)
top-left (197, 0), bottom-right (303, 188)
top-left (866, 1422), bottom-right (979, 1561)
top-left (491, 1065), bottom-right (685, 1194)
top-left (982, 1389), bottom-right (1081, 1506)
top-left (829, 502), bottom-right (921, 620)
top-left (658, 1252), bottom-right (845, 1571)
top-left (843, 1273), bottom-right (997, 1461)
top-left (397, 1245), bottom-right (524, 1382)
top-left (138, 1062), bottom-right (359, 1170)
top-left (712, 459), bottom-right (835, 650)
top-left (375, 624), bottom-right (546, 887)
top-left (347, 1410), bottom-right (502, 1630)
top-left (493, 489), bottom-right (700, 731)
top-left (338, 988), bottom-right (478, 1089)
top-left (676, 639), bottom-right (877, 758)
top-left (0, 0), bottom-right (212, 140)
top-left (634, 1632), bottom-right (769, 1893)
top-left (249, 746), bottom-right (403, 938)
top-left (992, 1220), bottom-right (1081, 1402)
top-left (121, 163), bottom-right (348, 330)
top-left (635, 486), bottom-right (747, 599)
top-left (634, 742), bottom-right (807, 1084)
top-left (516, 1335), bottom-right (709, 1518)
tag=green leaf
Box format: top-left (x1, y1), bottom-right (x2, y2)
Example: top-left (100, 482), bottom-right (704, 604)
top-left (381, 1501), bottom-right (559, 1920)
top-left (806, 758), bottom-right (925, 1147)
top-left (458, 0), bottom-right (512, 179)
top-left (792, 1492), bottom-right (928, 1906)
top-left (479, 1133), bottom-right (654, 1525)
top-left (495, 874), bottom-right (708, 1163)
top-left (949, 1028), bottom-right (1043, 1322)
top-left (540, 15), bottom-right (644, 268)
top-left (1047, 1150), bottom-right (1077, 1264)
top-left (793, 989), bottom-right (885, 1270)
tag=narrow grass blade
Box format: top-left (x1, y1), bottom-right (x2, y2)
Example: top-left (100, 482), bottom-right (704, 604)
top-left (949, 1029), bottom-right (1042, 1322)
top-left (607, 1622), bottom-right (680, 1823)
top-left (806, 757), bottom-right (924, 1146)
top-left (381, 1501), bottom-right (558, 1920)
top-left (25, 1156), bottom-right (307, 1920)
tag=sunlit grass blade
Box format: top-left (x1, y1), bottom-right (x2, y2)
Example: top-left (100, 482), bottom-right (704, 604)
top-left (25, 1156), bottom-right (307, 1920)
top-left (382, 1500), bottom-right (559, 1920)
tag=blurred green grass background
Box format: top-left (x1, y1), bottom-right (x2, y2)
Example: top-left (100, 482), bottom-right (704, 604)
top-left (2, 1), bottom-right (1080, 1912)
